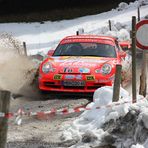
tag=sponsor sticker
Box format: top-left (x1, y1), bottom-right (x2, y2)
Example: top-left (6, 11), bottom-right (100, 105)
top-left (60, 62), bottom-right (97, 67)
top-left (98, 79), bottom-right (110, 83)
top-left (76, 75), bottom-right (82, 80)
top-left (53, 74), bottom-right (62, 80)
top-left (65, 75), bottom-right (75, 79)
top-left (79, 68), bottom-right (90, 73)
top-left (86, 75), bottom-right (95, 81)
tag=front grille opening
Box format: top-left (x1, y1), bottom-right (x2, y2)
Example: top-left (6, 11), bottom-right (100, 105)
top-left (94, 83), bottom-right (105, 86)
top-left (63, 86), bottom-right (85, 89)
top-left (87, 86), bottom-right (101, 89)
top-left (50, 86), bottom-right (61, 89)
top-left (44, 82), bottom-right (55, 86)
top-left (44, 82), bottom-right (61, 89)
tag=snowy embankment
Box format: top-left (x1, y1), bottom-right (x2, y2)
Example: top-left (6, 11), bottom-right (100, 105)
top-left (61, 86), bottom-right (148, 148)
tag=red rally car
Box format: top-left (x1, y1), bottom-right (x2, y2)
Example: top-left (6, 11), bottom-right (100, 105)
top-left (39, 35), bottom-right (131, 93)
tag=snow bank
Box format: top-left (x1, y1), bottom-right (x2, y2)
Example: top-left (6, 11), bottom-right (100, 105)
top-left (61, 86), bottom-right (148, 148)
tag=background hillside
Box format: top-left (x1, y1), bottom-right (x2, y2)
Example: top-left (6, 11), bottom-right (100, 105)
top-left (0, 0), bottom-right (135, 22)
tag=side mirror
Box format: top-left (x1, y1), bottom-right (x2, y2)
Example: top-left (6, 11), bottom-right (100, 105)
top-left (47, 49), bottom-right (55, 56)
top-left (119, 51), bottom-right (126, 58)
top-left (119, 41), bottom-right (131, 51)
top-left (121, 46), bottom-right (129, 51)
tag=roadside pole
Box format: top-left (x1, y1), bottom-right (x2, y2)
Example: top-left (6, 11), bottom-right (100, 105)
top-left (23, 42), bottom-right (27, 56)
top-left (76, 28), bottom-right (84, 35)
top-left (108, 20), bottom-right (112, 31)
top-left (76, 31), bottom-right (79, 35)
top-left (0, 90), bottom-right (11, 148)
top-left (137, 6), bottom-right (140, 22)
top-left (139, 50), bottom-right (147, 97)
top-left (131, 16), bottom-right (137, 103)
top-left (112, 65), bottom-right (122, 102)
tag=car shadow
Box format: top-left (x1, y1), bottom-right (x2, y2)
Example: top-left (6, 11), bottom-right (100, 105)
top-left (41, 91), bottom-right (93, 100)
top-left (13, 81), bottom-right (93, 101)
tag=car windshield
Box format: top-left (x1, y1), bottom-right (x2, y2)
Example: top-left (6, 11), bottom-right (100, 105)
top-left (53, 42), bottom-right (116, 58)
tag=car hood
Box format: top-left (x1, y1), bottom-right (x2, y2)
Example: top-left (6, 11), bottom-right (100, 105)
top-left (46, 56), bottom-right (117, 74)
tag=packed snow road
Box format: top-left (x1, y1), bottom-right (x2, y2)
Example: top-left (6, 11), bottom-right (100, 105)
top-left (6, 51), bottom-right (147, 148)
top-left (8, 91), bottom-right (91, 147)
top-left (7, 78), bottom-right (92, 147)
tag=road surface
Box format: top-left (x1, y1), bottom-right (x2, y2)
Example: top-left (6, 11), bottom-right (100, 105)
top-left (7, 51), bottom-right (148, 147)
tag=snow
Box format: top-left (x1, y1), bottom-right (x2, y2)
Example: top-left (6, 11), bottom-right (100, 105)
top-left (139, 111), bottom-right (148, 129)
top-left (84, 86), bottom-right (130, 126)
top-left (61, 86), bottom-right (148, 148)
top-left (0, 0), bottom-right (148, 147)
top-left (131, 144), bottom-right (144, 148)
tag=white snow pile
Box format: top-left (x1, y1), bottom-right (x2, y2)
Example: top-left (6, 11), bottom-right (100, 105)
top-left (116, 0), bottom-right (148, 11)
top-left (61, 86), bottom-right (148, 148)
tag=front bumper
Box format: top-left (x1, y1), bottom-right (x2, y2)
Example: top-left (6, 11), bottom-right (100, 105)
top-left (39, 74), bottom-right (113, 93)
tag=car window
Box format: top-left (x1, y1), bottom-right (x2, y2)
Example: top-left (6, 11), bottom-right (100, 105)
top-left (53, 42), bottom-right (116, 58)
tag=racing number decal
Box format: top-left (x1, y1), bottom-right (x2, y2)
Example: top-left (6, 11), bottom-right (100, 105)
top-left (54, 74), bottom-right (62, 80)
top-left (64, 67), bottom-right (73, 73)
top-left (86, 75), bottom-right (95, 81)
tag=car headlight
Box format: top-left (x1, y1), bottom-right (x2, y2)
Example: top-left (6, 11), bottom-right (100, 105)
top-left (42, 62), bottom-right (55, 73)
top-left (101, 64), bottom-right (112, 75)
